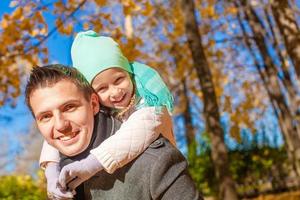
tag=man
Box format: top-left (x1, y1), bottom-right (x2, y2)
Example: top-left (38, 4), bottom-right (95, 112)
top-left (25, 64), bottom-right (202, 200)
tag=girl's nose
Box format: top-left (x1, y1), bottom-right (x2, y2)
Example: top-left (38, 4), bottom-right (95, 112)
top-left (110, 87), bottom-right (122, 98)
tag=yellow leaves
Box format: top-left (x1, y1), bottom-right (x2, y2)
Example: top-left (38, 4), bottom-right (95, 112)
top-left (0, 174), bottom-right (46, 198)
top-left (215, 84), bottom-right (224, 99)
top-left (56, 18), bottom-right (73, 35)
top-left (21, 3), bottom-right (34, 17)
top-left (64, 23), bottom-right (74, 35)
top-left (40, 27), bottom-right (48, 35)
top-left (0, 2), bottom-right (49, 107)
top-left (122, 0), bottom-right (152, 16)
top-left (1, 18), bottom-right (8, 29)
top-left (229, 103), bottom-right (256, 142)
top-left (42, 57), bottom-right (49, 64)
top-left (12, 7), bottom-right (23, 20)
top-left (120, 37), bottom-right (142, 61)
top-left (1, 14), bottom-right (11, 29)
top-left (33, 12), bottom-right (45, 24)
top-left (215, 50), bottom-right (224, 60)
top-left (173, 20), bottom-right (185, 37)
top-left (200, 6), bottom-right (217, 19)
top-left (22, 19), bottom-right (32, 31)
top-left (230, 124), bottom-right (241, 142)
top-left (94, 0), bottom-right (107, 6)
top-left (225, 6), bottom-right (238, 15)
top-left (207, 0), bottom-right (216, 5)
top-left (54, 1), bottom-right (64, 10)
top-left (123, 0), bottom-right (138, 15)
top-left (93, 22), bottom-right (103, 33)
top-left (224, 95), bottom-right (232, 112)
top-left (83, 22), bottom-right (90, 30)
top-left (252, 155), bottom-right (260, 162)
top-left (190, 87), bottom-right (203, 99)
top-left (56, 18), bottom-right (63, 28)
top-left (31, 29), bottom-right (42, 37)
top-left (141, 1), bottom-right (153, 16)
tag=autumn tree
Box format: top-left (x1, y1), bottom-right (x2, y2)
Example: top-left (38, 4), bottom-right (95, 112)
top-left (180, 0), bottom-right (239, 199)
top-left (271, 0), bottom-right (300, 80)
top-left (2, 0), bottom-right (300, 198)
top-left (230, 0), bottom-right (300, 178)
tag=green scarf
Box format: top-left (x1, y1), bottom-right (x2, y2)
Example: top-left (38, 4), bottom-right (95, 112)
top-left (71, 30), bottom-right (174, 112)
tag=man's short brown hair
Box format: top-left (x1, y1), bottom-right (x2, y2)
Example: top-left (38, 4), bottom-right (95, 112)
top-left (25, 64), bottom-right (95, 116)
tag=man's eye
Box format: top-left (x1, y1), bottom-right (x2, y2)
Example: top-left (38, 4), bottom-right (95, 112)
top-left (64, 104), bottom-right (76, 112)
top-left (39, 114), bottom-right (51, 122)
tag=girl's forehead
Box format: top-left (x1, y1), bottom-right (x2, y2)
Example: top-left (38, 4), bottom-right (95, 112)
top-left (92, 67), bottom-right (131, 85)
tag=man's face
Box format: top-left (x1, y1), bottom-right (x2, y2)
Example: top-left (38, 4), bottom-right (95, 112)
top-left (30, 79), bottom-right (99, 156)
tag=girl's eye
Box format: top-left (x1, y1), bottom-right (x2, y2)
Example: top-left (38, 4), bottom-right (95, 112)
top-left (114, 77), bottom-right (124, 84)
top-left (97, 86), bottom-right (108, 93)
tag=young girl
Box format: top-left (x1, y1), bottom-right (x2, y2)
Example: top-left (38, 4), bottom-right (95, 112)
top-left (41, 30), bottom-right (176, 198)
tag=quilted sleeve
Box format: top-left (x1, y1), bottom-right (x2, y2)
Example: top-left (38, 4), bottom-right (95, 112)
top-left (39, 140), bottom-right (60, 169)
top-left (90, 106), bottom-right (174, 174)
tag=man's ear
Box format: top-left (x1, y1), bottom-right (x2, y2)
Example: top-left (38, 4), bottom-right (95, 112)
top-left (90, 93), bottom-right (100, 115)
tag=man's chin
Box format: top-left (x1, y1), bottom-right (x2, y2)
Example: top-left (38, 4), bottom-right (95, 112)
top-left (55, 143), bottom-right (84, 156)
top-left (59, 147), bottom-right (82, 156)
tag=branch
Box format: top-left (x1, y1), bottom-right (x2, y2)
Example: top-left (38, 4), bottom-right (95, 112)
top-left (215, 36), bottom-right (255, 44)
top-left (23, 0), bottom-right (87, 55)
top-left (4, 0), bottom-right (87, 60)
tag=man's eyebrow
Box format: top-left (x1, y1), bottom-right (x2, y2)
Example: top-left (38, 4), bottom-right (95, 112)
top-left (35, 99), bottom-right (81, 118)
top-left (60, 99), bottom-right (81, 107)
top-left (35, 111), bottom-right (49, 119)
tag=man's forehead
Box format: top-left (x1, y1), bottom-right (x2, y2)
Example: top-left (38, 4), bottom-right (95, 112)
top-left (30, 80), bottom-right (86, 114)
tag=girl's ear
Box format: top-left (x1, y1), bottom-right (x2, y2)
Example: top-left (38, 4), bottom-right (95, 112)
top-left (90, 93), bottom-right (100, 115)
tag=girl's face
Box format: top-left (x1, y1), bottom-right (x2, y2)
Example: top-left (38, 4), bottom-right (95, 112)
top-left (91, 68), bottom-right (134, 109)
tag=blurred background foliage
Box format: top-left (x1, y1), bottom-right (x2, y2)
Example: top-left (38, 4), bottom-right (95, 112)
top-left (1, 0), bottom-right (300, 199)
top-left (0, 171), bottom-right (46, 199)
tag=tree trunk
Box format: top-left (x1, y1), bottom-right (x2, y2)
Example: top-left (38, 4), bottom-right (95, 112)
top-left (180, 0), bottom-right (239, 199)
top-left (271, 0), bottom-right (300, 80)
top-left (182, 78), bottom-right (197, 156)
top-left (237, 1), bottom-right (300, 177)
top-left (263, 7), bottom-right (299, 115)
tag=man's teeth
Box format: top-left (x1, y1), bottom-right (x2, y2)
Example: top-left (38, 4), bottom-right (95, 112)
top-left (60, 135), bottom-right (75, 141)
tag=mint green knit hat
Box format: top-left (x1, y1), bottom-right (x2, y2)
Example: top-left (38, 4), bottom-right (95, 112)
top-left (71, 30), bottom-right (132, 82)
top-left (71, 30), bottom-right (174, 112)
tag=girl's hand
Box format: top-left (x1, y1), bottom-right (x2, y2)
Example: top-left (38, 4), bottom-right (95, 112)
top-left (45, 162), bottom-right (75, 199)
top-left (58, 154), bottom-right (103, 190)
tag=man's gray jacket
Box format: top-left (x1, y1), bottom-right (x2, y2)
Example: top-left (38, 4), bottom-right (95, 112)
top-left (60, 111), bottom-right (202, 200)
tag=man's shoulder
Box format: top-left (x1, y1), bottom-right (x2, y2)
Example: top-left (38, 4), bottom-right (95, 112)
top-left (138, 136), bottom-right (186, 164)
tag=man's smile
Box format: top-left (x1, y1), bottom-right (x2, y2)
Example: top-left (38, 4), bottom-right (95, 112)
top-left (57, 131), bottom-right (80, 145)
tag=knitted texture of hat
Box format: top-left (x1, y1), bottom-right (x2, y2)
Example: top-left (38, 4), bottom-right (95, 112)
top-left (71, 30), bottom-right (174, 113)
top-left (71, 30), bottom-right (132, 83)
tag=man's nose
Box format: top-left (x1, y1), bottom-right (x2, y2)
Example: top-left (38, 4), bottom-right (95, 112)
top-left (54, 114), bottom-right (70, 132)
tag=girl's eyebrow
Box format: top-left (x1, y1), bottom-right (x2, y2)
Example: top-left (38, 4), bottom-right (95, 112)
top-left (94, 83), bottom-right (105, 91)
